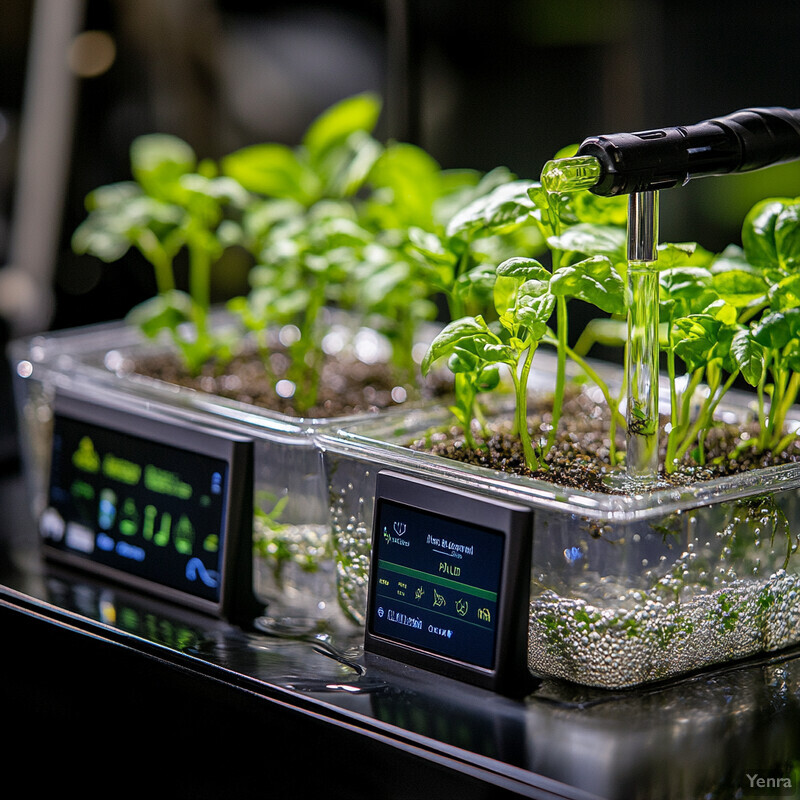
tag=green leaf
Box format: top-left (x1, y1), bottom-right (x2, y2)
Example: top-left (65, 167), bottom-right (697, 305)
top-left (445, 180), bottom-right (536, 240)
top-left (550, 255), bottom-right (625, 315)
top-left (71, 196), bottom-right (183, 261)
top-left (742, 197), bottom-right (792, 269)
top-left (127, 290), bottom-right (193, 336)
top-left (569, 191), bottom-right (628, 227)
top-left (302, 92), bottom-right (382, 163)
top-left (455, 336), bottom-right (514, 367)
top-left (704, 298), bottom-right (738, 326)
top-left (656, 241), bottom-right (711, 269)
top-left (774, 200), bottom-right (800, 270)
top-left (547, 223), bottom-right (626, 261)
top-left (494, 257), bottom-right (550, 317)
top-left (71, 214), bottom-right (132, 261)
top-left (221, 143), bottom-right (320, 205)
top-left (130, 134), bottom-right (196, 200)
top-left (672, 314), bottom-right (722, 372)
top-left (709, 243), bottom-right (754, 274)
top-left (421, 316), bottom-right (491, 374)
top-left (272, 287), bottom-right (311, 318)
top-left (241, 197), bottom-right (306, 244)
top-left (432, 167), bottom-right (509, 227)
top-left (660, 266), bottom-right (712, 295)
top-left (784, 338), bottom-right (800, 373)
top-left (770, 273), bottom-right (800, 310)
top-left (406, 227), bottom-right (454, 266)
top-left (454, 262), bottom-right (497, 309)
top-left (730, 328), bottom-right (766, 386)
top-left (447, 347), bottom-right (480, 373)
top-left (359, 261), bottom-right (411, 307)
top-left (311, 216), bottom-right (372, 249)
top-left (526, 184), bottom-right (550, 217)
top-left (179, 174), bottom-right (250, 208)
top-left (476, 364), bottom-right (501, 392)
top-left (514, 282), bottom-right (556, 338)
top-left (752, 308), bottom-right (800, 349)
top-left (659, 267), bottom-right (717, 322)
top-left (496, 256), bottom-right (548, 280)
top-left (84, 181), bottom-right (142, 211)
top-left (318, 129), bottom-right (383, 197)
top-left (366, 142), bottom-right (442, 229)
top-left (710, 269), bottom-right (768, 308)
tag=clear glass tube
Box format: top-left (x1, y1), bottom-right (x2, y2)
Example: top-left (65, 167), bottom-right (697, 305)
top-left (625, 192), bottom-right (660, 484)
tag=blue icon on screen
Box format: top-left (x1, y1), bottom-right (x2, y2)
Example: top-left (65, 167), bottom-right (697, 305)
top-left (98, 489), bottom-right (117, 530)
top-left (185, 557), bottom-right (219, 588)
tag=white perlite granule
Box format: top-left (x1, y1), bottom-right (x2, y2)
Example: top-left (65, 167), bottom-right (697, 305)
top-left (528, 571), bottom-right (800, 688)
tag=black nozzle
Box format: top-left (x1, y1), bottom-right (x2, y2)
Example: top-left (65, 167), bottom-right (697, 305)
top-left (578, 107), bottom-right (800, 196)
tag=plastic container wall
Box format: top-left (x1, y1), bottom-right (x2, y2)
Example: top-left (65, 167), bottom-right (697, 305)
top-left (320, 384), bottom-right (800, 688)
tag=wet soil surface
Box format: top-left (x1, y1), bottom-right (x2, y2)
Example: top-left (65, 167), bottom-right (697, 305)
top-left (130, 352), bottom-right (800, 494)
top-left (131, 349), bottom-right (444, 419)
top-left (409, 390), bottom-right (800, 494)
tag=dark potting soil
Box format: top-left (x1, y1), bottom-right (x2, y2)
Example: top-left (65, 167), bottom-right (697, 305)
top-left (130, 351), bottom-right (800, 495)
top-left (409, 389), bottom-right (800, 495)
top-left (130, 349), bottom-right (442, 418)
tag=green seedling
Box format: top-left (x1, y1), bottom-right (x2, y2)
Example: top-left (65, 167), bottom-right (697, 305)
top-left (528, 153), bottom-right (628, 455)
top-left (422, 252), bottom-right (628, 471)
top-left (659, 196), bottom-right (800, 469)
top-left (223, 93), bottom-right (470, 410)
top-left (420, 146), bottom-right (632, 472)
top-left (73, 133), bottom-right (250, 374)
top-left (422, 258), bottom-right (555, 470)
top-left (222, 93), bottom-right (387, 409)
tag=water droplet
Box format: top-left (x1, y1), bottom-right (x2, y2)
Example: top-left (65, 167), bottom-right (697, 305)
top-left (279, 324), bottom-right (301, 347)
top-left (391, 386), bottom-right (408, 404)
top-left (276, 379), bottom-right (296, 398)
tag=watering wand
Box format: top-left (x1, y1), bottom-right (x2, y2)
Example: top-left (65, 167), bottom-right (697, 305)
top-left (541, 107), bottom-right (800, 485)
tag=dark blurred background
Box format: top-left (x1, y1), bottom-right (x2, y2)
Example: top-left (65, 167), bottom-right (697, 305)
top-left (2, 0), bottom-right (800, 471)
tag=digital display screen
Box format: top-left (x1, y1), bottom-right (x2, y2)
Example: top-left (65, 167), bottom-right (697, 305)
top-left (369, 498), bottom-right (505, 670)
top-left (41, 410), bottom-right (232, 605)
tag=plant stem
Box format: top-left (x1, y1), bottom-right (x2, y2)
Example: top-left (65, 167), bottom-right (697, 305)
top-left (448, 249), bottom-right (470, 321)
top-left (563, 342), bottom-right (626, 466)
top-left (769, 370), bottom-right (800, 450)
top-left (291, 281), bottom-right (325, 411)
top-left (674, 369), bottom-right (738, 463)
top-left (514, 344), bottom-right (541, 471)
top-left (665, 337), bottom-right (679, 473)
top-left (454, 374), bottom-right (479, 450)
top-left (138, 230), bottom-right (175, 294)
top-left (189, 242), bottom-right (211, 338)
top-left (563, 343), bottom-right (627, 431)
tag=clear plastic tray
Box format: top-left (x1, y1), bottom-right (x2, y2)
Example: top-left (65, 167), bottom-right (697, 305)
top-left (8, 311), bottom-right (438, 632)
top-left (319, 368), bottom-right (800, 688)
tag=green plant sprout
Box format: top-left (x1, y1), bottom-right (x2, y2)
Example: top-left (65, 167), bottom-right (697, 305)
top-left (73, 133), bottom-right (250, 374)
top-left (252, 491), bottom-right (328, 586)
top-left (424, 144), bottom-right (800, 479)
top-left (656, 196), bottom-right (800, 471)
top-left (222, 93), bottom-right (388, 410)
top-left (74, 99), bottom-right (800, 479)
top-left (422, 147), bottom-right (630, 472)
top-left (223, 93), bottom-right (495, 411)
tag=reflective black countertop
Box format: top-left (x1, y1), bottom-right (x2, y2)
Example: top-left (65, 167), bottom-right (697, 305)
top-left (2, 467), bottom-right (800, 799)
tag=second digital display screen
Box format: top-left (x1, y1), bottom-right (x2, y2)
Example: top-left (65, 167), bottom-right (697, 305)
top-left (369, 498), bottom-right (505, 670)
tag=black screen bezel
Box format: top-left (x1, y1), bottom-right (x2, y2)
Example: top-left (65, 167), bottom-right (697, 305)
top-left (364, 470), bottom-right (533, 695)
top-left (41, 390), bottom-right (256, 621)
